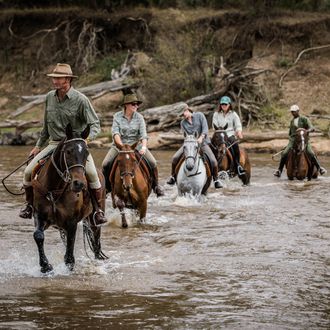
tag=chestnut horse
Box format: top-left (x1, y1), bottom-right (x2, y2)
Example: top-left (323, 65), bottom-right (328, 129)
top-left (31, 124), bottom-right (107, 273)
top-left (110, 143), bottom-right (152, 227)
top-left (286, 128), bottom-right (318, 180)
top-left (211, 125), bottom-right (251, 185)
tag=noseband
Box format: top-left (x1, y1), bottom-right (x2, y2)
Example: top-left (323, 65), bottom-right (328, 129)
top-left (51, 138), bottom-right (87, 183)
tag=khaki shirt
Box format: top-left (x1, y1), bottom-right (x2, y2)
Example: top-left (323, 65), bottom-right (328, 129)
top-left (112, 110), bottom-right (148, 145)
top-left (212, 110), bottom-right (242, 138)
top-left (36, 87), bottom-right (100, 148)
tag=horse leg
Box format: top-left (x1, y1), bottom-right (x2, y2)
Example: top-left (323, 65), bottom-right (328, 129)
top-left (91, 224), bottom-right (108, 260)
top-left (33, 212), bottom-right (53, 273)
top-left (64, 223), bottom-right (77, 271)
top-left (114, 196), bottom-right (127, 228)
top-left (139, 200), bottom-right (148, 222)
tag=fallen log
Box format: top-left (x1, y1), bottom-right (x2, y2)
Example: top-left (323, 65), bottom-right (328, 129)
top-left (11, 78), bottom-right (135, 119)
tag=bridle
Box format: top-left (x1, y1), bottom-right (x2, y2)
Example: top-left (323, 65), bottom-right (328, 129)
top-left (51, 138), bottom-right (87, 183)
top-left (118, 150), bottom-right (139, 180)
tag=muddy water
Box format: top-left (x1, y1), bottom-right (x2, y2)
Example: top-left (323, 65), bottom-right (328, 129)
top-left (0, 146), bottom-right (329, 329)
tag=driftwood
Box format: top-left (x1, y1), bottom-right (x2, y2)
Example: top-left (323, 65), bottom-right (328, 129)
top-left (11, 78), bottom-right (135, 118)
top-left (0, 119), bottom-right (42, 134)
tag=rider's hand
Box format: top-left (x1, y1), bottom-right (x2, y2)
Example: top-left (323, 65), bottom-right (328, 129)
top-left (139, 146), bottom-right (147, 155)
top-left (236, 131), bottom-right (243, 140)
top-left (29, 146), bottom-right (40, 158)
top-left (197, 136), bottom-right (203, 144)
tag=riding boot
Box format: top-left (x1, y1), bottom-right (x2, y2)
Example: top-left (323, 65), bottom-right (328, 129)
top-left (274, 154), bottom-right (287, 177)
top-left (19, 185), bottom-right (34, 219)
top-left (90, 188), bottom-right (107, 226)
top-left (213, 175), bottom-right (223, 189)
top-left (152, 167), bottom-right (164, 197)
top-left (102, 164), bottom-right (112, 194)
top-left (310, 155), bottom-right (327, 175)
top-left (166, 162), bottom-right (177, 185)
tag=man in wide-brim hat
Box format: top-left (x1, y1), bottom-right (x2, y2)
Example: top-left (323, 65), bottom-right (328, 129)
top-left (19, 63), bottom-right (107, 226)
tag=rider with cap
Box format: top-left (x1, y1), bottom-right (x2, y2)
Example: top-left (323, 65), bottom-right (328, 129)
top-left (212, 96), bottom-right (246, 176)
top-left (273, 104), bottom-right (327, 177)
top-left (19, 63), bottom-right (107, 225)
top-left (167, 103), bottom-right (222, 189)
top-left (102, 92), bottom-right (164, 197)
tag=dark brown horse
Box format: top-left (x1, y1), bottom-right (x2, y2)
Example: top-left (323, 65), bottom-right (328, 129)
top-left (211, 125), bottom-right (251, 185)
top-left (31, 124), bottom-right (107, 273)
top-left (286, 128), bottom-right (318, 180)
top-left (109, 143), bottom-right (152, 228)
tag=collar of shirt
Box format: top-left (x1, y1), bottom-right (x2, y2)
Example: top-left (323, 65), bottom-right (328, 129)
top-left (52, 86), bottom-right (74, 101)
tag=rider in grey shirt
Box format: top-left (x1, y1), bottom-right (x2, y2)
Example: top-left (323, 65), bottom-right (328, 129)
top-left (167, 103), bottom-right (222, 189)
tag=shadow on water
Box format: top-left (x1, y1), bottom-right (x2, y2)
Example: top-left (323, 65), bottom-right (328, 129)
top-left (0, 146), bottom-right (330, 329)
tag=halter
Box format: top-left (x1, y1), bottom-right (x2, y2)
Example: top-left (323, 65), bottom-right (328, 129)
top-left (51, 138), bottom-right (87, 183)
top-left (183, 136), bottom-right (202, 176)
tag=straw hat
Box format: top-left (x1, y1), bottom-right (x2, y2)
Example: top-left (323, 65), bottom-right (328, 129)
top-left (121, 93), bottom-right (142, 106)
top-left (47, 63), bottom-right (78, 78)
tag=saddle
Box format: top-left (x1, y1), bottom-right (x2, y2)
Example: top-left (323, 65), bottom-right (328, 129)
top-left (174, 152), bottom-right (211, 178)
top-left (109, 150), bottom-right (153, 191)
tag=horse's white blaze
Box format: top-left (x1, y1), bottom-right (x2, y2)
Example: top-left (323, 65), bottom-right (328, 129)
top-left (78, 144), bottom-right (83, 153)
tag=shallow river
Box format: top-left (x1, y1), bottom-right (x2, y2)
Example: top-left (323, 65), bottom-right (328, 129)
top-left (0, 146), bottom-right (329, 329)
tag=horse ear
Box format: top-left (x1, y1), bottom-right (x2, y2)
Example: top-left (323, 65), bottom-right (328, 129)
top-left (224, 123), bottom-right (228, 130)
top-left (66, 123), bottom-right (73, 139)
top-left (183, 131), bottom-right (187, 138)
top-left (194, 131), bottom-right (199, 139)
top-left (214, 124), bottom-right (219, 131)
top-left (81, 125), bottom-right (90, 140)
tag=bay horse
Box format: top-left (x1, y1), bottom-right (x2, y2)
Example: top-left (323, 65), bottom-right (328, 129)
top-left (109, 143), bottom-right (152, 227)
top-left (211, 124), bottom-right (251, 185)
top-left (176, 132), bottom-right (211, 197)
top-left (31, 124), bottom-right (107, 273)
top-left (286, 128), bottom-right (318, 180)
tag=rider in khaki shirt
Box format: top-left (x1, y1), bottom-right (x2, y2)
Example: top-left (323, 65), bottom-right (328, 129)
top-left (19, 63), bottom-right (107, 225)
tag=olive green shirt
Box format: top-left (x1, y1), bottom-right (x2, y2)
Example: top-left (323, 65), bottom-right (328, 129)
top-left (36, 87), bottom-right (100, 148)
top-left (288, 115), bottom-right (313, 141)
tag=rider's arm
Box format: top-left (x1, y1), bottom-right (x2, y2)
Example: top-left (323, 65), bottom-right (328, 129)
top-left (113, 134), bottom-right (123, 148)
top-left (233, 112), bottom-right (243, 139)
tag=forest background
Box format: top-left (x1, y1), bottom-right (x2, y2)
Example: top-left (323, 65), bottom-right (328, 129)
top-left (1, 0), bottom-right (330, 153)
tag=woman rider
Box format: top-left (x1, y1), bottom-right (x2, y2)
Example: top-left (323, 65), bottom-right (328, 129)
top-left (102, 92), bottom-right (164, 197)
top-left (212, 96), bottom-right (246, 176)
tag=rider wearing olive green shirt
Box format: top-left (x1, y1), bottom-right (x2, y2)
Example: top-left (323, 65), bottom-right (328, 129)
top-left (19, 63), bottom-right (107, 225)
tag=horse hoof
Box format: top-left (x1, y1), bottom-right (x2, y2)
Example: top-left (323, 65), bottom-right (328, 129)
top-left (65, 263), bottom-right (75, 271)
top-left (41, 264), bottom-right (53, 274)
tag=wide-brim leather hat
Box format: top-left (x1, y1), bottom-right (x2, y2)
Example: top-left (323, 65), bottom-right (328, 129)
top-left (47, 63), bottom-right (78, 78)
top-left (122, 93), bottom-right (142, 105)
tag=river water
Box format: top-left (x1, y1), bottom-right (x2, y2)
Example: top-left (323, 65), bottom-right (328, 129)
top-left (0, 146), bottom-right (329, 329)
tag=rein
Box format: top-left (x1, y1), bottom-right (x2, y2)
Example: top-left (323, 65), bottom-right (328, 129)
top-left (118, 149), bottom-right (140, 179)
top-left (1, 155), bottom-right (34, 195)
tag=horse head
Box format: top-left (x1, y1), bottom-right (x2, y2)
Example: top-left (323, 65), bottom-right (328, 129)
top-left (183, 132), bottom-right (200, 171)
top-left (211, 124), bottom-right (228, 159)
top-left (53, 123), bottom-right (90, 192)
top-left (294, 128), bottom-right (309, 154)
top-left (117, 143), bottom-right (138, 191)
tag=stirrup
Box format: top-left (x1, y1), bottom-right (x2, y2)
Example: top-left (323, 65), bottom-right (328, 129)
top-left (166, 176), bottom-right (176, 185)
top-left (237, 165), bottom-right (246, 176)
top-left (273, 169), bottom-right (281, 178)
top-left (214, 180), bottom-right (223, 189)
top-left (19, 204), bottom-right (33, 219)
top-left (92, 210), bottom-right (107, 226)
top-left (319, 167), bottom-right (327, 175)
